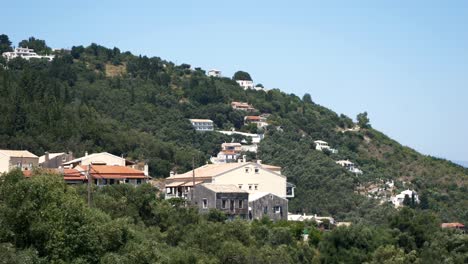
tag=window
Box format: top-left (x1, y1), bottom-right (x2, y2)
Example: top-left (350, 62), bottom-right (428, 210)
top-left (230, 200), bottom-right (235, 210)
top-left (102, 179), bottom-right (107, 185)
top-left (202, 199), bottom-right (208, 208)
top-left (238, 184), bottom-right (243, 189)
top-left (263, 206), bottom-right (268, 214)
top-left (255, 168), bottom-right (259, 173)
top-left (28, 163), bottom-right (33, 168)
top-left (248, 185), bottom-right (252, 190)
top-left (222, 199), bottom-right (227, 209)
top-left (254, 185), bottom-right (258, 190)
top-left (125, 179), bottom-right (129, 183)
top-left (109, 179), bottom-right (115, 185)
top-left (62, 156), bottom-right (67, 162)
top-left (245, 167), bottom-right (249, 173)
top-left (137, 179), bottom-right (142, 184)
top-left (239, 200), bottom-right (243, 209)
top-left (274, 206), bottom-right (281, 214)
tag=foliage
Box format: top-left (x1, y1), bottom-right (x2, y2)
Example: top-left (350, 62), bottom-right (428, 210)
top-left (232, 70), bottom-right (252, 81)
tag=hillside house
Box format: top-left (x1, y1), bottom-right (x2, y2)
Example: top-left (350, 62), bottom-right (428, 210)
top-left (189, 183), bottom-right (249, 220)
top-left (248, 192), bottom-right (288, 221)
top-left (39, 152), bottom-right (74, 168)
top-left (236, 80), bottom-right (254, 90)
top-left (165, 161), bottom-right (291, 200)
top-left (0, 149), bottom-right (38, 174)
top-left (391, 190), bottom-right (419, 208)
top-left (2, 47), bottom-right (54, 61)
top-left (336, 160), bottom-right (363, 175)
top-left (189, 119), bottom-right (214, 131)
top-left (244, 116), bottom-right (269, 128)
top-left (63, 152), bottom-right (135, 167)
top-left (314, 140), bottom-right (338, 153)
top-left (211, 143), bottom-right (243, 164)
top-left (65, 165), bottom-right (149, 186)
top-left (231, 101), bottom-right (256, 112)
top-left (218, 130), bottom-right (264, 144)
top-left (441, 223), bottom-right (465, 232)
top-left (207, 69), bottom-right (222, 77)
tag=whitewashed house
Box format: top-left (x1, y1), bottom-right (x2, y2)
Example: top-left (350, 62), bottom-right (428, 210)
top-left (391, 190), bottom-right (419, 208)
top-left (207, 69), bottom-right (222, 77)
top-left (2, 47), bottom-right (54, 61)
top-left (314, 140), bottom-right (338, 153)
top-left (189, 119), bottom-right (214, 131)
top-left (336, 160), bottom-right (363, 175)
top-left (236, 80), bottom-right (254, 90)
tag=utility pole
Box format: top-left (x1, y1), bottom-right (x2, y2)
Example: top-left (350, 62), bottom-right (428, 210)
top-left (191, 157), bottom-right (195, 201)
top-left (87, 163), bottom-right (92, 207)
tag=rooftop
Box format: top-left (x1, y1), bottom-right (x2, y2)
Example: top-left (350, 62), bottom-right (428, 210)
top-left (38, 152), bottom-right (65, 163)
top-left (189, 119), bottom-right (213, 123)
top-left (0, 149), bottom-right (38, 158)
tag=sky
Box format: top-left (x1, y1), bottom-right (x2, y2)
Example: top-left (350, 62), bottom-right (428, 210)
top-left (2, 0), bottom-right (468, 162)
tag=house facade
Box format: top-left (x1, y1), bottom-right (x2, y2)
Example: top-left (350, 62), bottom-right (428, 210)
top-left (236, 80), bottom-right (254, 90)
top-left (62, 152), bottom-right (131, 168)
top-left (336, 160), bottom-right (363, 174)
top-left (189, 119), bottom-right (214, 131)
top-left (64, 165), bottom-right (148, 186)
top-left (2, 47), bottom-right (54, 61)
top-left (165, 161), bottom-right (290, 199)
top-left (207, 69), bottom-right (222, 77)
top-left (189, 183), bottom-right (249, 220)
top-left (0, 150), bottom-right (39, 174)
top-left (244, 116), bottom-right (269, 128)
top-left (391, 190), bottom-right (419, 208)
top-left (314, 140), bottom-right (338, 153)
top-left (231, 101), bottom-right (256, 112)
top-left (39, 152), bottom-right (74, 168)
top-left (248, 192), bottom-right (288, 221)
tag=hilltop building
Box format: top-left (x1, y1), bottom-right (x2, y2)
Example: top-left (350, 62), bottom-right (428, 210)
top-left (231, 101), bottom-right (256, 112)
top-left (391, 190), bottom-right (419, 208)
top-left (336, 160), bottom-right (363, 175)
top-left (2, 47), bottom-right (54, 61)
top-left (314, 140), bottom-right (338, 154)
top-left (0, 149), bottom-right (38, 174)
top-left (218, 130), bottom-right (264, 144)
top-left (189, 119), bottom-right (214, 131)
top-left (244, 116), bottom-right (269, 128)
top-left (236, 80), bottom-right (254, 90)
top-left (207, 69), bottom-right (222, 77)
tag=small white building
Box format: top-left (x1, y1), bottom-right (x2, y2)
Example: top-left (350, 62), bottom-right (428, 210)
top-left (236, 80), bottom-right (254, 90)
top-left (391, 190), bottom-right (419, 208)
top-left (336, 160), bottom-right (363, 175)
top-left (218, 130), bottom-right (264, 144)
top-left (2, 47), bottom-right (54, 61)
top-left (314, 140), bottom-right (338, 153)
top-left (207, 69), bottom-right (222, 77)
top-left (244, 116), bottom-right (269, 128)
top-left (189, 119), bottom-right (214, 131)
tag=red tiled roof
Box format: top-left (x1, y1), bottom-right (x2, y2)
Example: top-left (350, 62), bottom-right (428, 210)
top-left (79, 165), bottom-right (146, 179)
top-left (245, 116), bottom-right (262, 121)
top-left (63, 168), bottom-right (86, 181)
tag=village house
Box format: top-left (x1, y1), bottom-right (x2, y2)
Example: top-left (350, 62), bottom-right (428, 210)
top-left (288, 213), bottom-right (336, 229)
top-left (62, 152), bottom-right (134, 167)
top-left (218, 130), bottom-right (264, 144)
top-left (207, 69), bottom-right (222, 77)
top-left (314, 140), bottom-right (338, 153)
top-left (231, 101), bottom-right (256, 112)
top-left (391, 189), bottom-right (419, 208)
top-left (189, 183), bottom-right (249, 220)
top-left (248, 192), bottom-right (288, 221)
top-left (244, 116), bottom-right (269, 128)
top-left (336, 160), bottom-right (363, 175)
top-left (2, 47), bottom-right (54, 61)
top-left (165, 160), bottom-right (292, 200)
top-left (0, 149), bottom-right (39, 174)
top-left (236, 80), bottom-right (254, 90)
top-left (63, 165), bottom-right (149, 186)
top-left (211, 143), bottom-right (243, 164)
top-left (39, 151), bottom-right (74, 168)
top-left (189, 119), bottom-right (214, 131)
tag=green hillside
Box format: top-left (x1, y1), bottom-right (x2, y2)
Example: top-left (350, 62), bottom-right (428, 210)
top-left (0, 36), bottom-right (466, 223)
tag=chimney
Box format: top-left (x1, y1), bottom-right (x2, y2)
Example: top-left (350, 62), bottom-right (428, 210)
top-left (45, 152), bottom-right (50, 162)
top-left (242, 155), bottom-right (246, 163)
top-left (170, 170), bottom-right (175, 176)
top-left (144, 163), bottom-right (149, 176)
top-left (85, 151), bottom-right (88, 157)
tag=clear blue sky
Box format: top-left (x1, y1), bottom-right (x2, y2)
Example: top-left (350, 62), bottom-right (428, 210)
top-left (2, 0), bottom-right (468, 162)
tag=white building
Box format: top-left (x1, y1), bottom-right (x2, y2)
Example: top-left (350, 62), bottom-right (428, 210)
top-left (165, 160), bottom-right (293, 200)
top-left (207, 69), bottom-right (222, 77)
top-left (2, 47), bottom-right (54, 61)
top-left (244, 116), bottom-right (269, 128)
top-left (314, 140), bottom-right (338, 154)
top-left (336, 160), bottom-right (363, 175)
top-left (218, 130), bottom-right (264, 144)
top-left (189, 119), bottom-right (214, 131)
top-left (0, 150), bottom-right (39, 174)
top-left (236, 80), bottom-right (254, 90)
top-left (391, 190), bottom-right (419, 208)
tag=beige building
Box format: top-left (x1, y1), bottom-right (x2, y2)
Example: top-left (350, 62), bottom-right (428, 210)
top-left (0, 149), bottom-right (39, 174)
top-left (63, 152), bottom-right (129, 168)
top-left (165, 161), bottom-right (292, 199)
top-left (39, 152), bottom-right (74, 168)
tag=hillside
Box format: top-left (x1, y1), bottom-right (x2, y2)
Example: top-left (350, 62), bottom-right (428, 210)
top-left (0, 36), bottom-right (467, 223)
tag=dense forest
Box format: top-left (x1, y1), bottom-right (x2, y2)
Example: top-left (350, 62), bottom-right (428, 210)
top-left (0, 34), bottom-right (467, 263)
